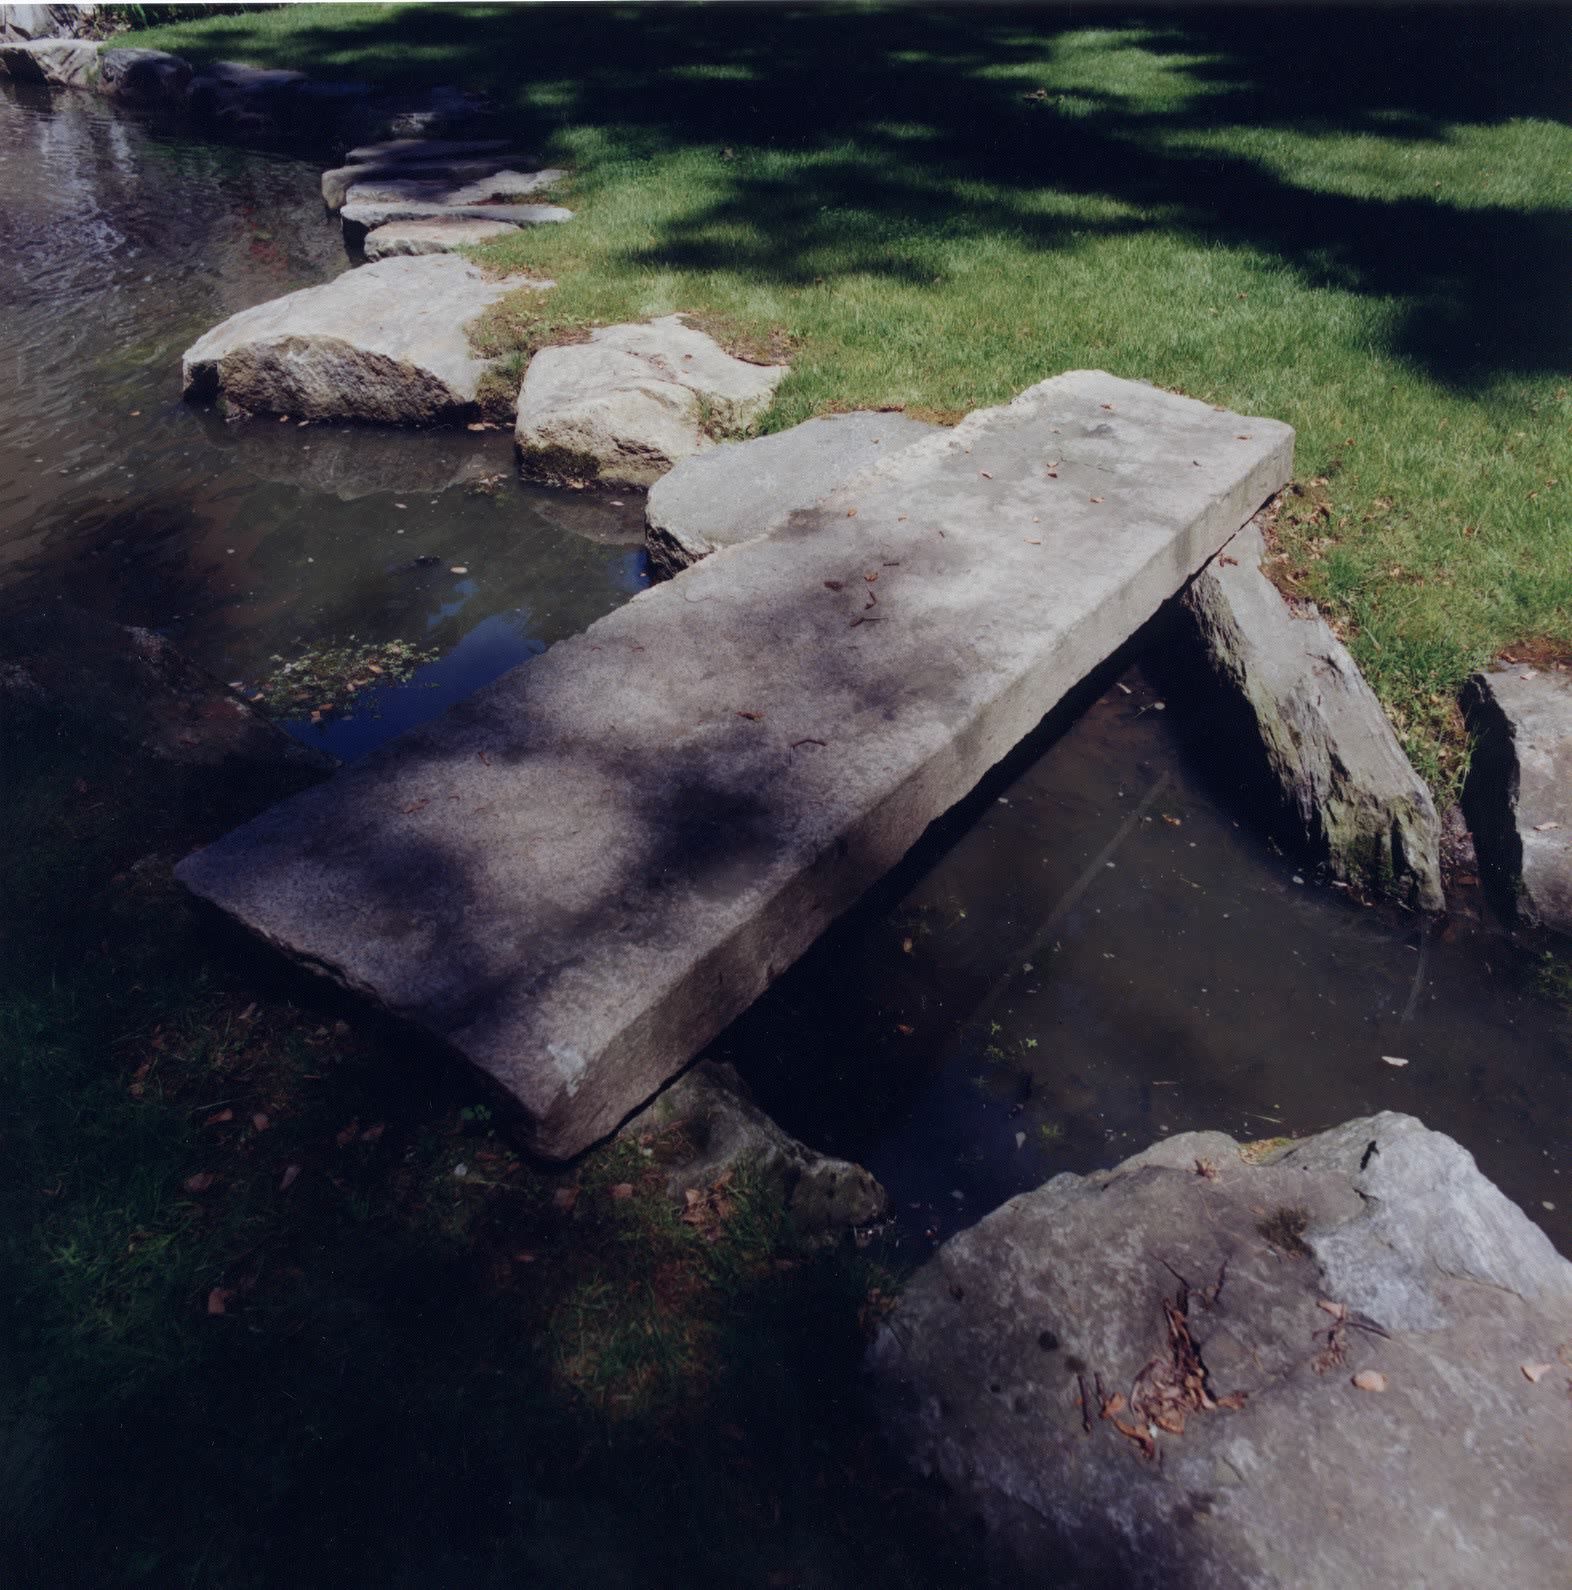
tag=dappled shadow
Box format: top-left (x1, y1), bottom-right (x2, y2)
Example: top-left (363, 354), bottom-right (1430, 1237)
top-left (172, 1), bottom-right (1572, 388)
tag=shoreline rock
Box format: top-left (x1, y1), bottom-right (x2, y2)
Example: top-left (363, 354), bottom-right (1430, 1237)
top-left (340, 197), bottom-right (571, 247)
top-left (1462, 663), bottom-right (1572, 935)
top-left (181, 255), bottom-right (548, 426)
top-left (515, 314), bottom-right (789, 487)
top-left (869, 1112), bottom-right (1572, 1589)
top-left (362, 216), bottom-right (523, 260)
top-left (1178, 516), bottom-right (1444, 912)
top-left (645, 410), bottom-right (936, 577)
top-left (0, 35), bottom-right (98, 88)
top-left (618, 1060), bottom-right (887, 1237)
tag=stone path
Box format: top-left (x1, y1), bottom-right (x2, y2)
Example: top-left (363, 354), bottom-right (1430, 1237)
top-left (176, 371), bottom-right (1292, 1159)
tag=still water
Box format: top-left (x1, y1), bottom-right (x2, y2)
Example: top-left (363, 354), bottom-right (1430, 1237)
top-left (4, 81), bottom-right (1566, 1251)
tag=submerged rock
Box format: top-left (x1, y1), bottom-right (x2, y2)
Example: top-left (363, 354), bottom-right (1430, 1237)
top-left (645, 411), bottom-right (937, 576)
top-left (515, 314), bottom-right (789, 487)
top-left (619, 1061), bottom-right (887, 1236)
top-left (1179, 517), bottom-right (1443, 911)
top-left (0, 36), bottom-right (98, 88)
top-left (362, 217), bottom-right (522, 261)
top-left (1462, 663), bottom-right (1572, 935)
top-left (869, 1113), bottom-right (1572, 1590)
top-left (181, 255), bottom-right (548, 426)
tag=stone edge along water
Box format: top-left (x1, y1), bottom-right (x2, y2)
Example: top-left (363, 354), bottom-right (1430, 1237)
top-left (175, 371), bottom-right (1293, 1159)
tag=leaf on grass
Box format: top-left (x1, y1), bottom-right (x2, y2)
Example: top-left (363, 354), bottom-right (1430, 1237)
top-left (335, 1119), bottom-right (360, 1148)
top-left (1351, 1370), bottom-right (1387, 1392)
top-left (610, 1182), bottom-right (635, 1201)
top-left (205, 1109), bottom-right (234, 1127)
top-left (552, 1186), bottom-right (580, 1213)
top-left (1214, 1391), bottom-right (1248, 1411)
top-left (360, 1122), bottom-right (385, 1144)
top-left (183, 1172), bottom-right (217, 1194)
top-left (207, 1287), bottom-right (235, 1316)
top-left (252, 1113), bottom-right (270, 1132)
top-left (279, 1164), bottom-right (301, 1192)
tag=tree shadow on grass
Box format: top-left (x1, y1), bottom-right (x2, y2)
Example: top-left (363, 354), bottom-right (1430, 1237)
top-left (199, 2), bottom-right (1572, 389)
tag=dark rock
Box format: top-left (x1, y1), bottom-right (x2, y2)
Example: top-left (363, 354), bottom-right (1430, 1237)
top-left (98, 46), bottom-right (191, 105)
top-left (1462, 663), bottom-right (1572, 934)
top-left (869, 1113), bottom-right (1572, 1590)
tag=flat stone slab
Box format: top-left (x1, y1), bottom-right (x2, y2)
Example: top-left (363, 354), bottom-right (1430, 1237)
top-left (868, 1112), bottom-right (1572, 1589)
top-left (344, 136), bottom-right (515, 164)
top-left (322, 151), bottom-right (539, 211)
top-left (1463, 662), bottom-right (1572, 933)
top-left (362, 217), bottom-right (521, 262)
top-left (175, 372), bottom-right (1292, 1159)
top-left (1182, 517), bottom-right (1443, 911)
top-left (344, 168), bottom-right (564, 208)
top-left (645, 410), bottom-right (937, 575)
top-left (341, 198), bottom-right (572, 245)
top-left (181, 255), bottom-right (547, 425)
top-left (515, 314), bottom-right (790, 487)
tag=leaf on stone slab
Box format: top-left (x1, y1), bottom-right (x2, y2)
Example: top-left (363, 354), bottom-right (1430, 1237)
top-left (1521, 1362), bottom-right (1554, 1383)
top-left (1533, 821), bottom-right (1561, 833)
top-left (1214, 1391), bottom-right (1248, 1411)
top-left (1317, 1299), bottom-right (1349, 1322)
top-left (1351, 1370), bottom-right (1387, 1392)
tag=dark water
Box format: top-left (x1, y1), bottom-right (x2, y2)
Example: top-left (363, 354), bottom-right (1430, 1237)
top-left (0, 80), bottom-right (648, 762)
top-left (4, 81), bottom-right (1566, 1257)
top-left (728, 660), bottom-right (1572, 1255)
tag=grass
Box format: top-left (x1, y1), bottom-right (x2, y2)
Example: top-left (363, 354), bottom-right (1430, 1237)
top-left (0, 673), bottom-right (957, 1588)
top-left (117, 2), bottom-right (1572, 794)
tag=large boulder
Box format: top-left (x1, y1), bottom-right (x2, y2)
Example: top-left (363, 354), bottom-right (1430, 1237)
top-left (0, 4), bottom-right (94, 43)
top-left (515, 314), bottom-right (789, 487)
top-left (645, 411), bottom-right (937, 576)
top-left (97, 46), bottom-right (191, 105)
top-left (362, 217), bottom-right (521, 262)
top-left (619, 1060), bottom-right (887, 1237)
top-left (1462, 663), bottom-right (1572, 934)
top-left (0, 36), bottom-right (98, 87)
top-left (869, 1113), bottom-right (1572, 1590)
top-left (181, 255), bottom-right (548, 426)
top-left (1179, 518), bottom-right (1443, 911)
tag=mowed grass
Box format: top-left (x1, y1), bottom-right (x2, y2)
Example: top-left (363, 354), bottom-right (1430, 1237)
top-left (120, 3), bottom-right (1572, 793)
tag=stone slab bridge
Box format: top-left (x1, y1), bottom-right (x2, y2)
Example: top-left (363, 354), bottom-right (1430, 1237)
top-left (177, 372), bottom-right (1293, 1159)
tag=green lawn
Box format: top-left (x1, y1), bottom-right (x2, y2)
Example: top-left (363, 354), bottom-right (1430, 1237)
top-left (121, 2), bottom-right (1572, 792)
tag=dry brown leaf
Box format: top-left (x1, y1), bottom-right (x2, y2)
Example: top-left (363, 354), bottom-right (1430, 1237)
top-left (252, 1112), bottom-right (270, 1132)
top-left (1317, 1299), bottom-right (1350, 1322)
top-left (552, 1186), bottom-right (580, 1213)
top-left (737, 709), bottom-right (764, 721)
top-left (1521, 1362), bottom-right (1554, 1383)
top-left (1089, 496), bottom-right (1104, 504)
top-left (183, 1172), bottom-right (217, 1194)
top-left (279, 1164), bottom-right (301, 1192)
top-left (204, 1109), bottom-right (234, 1127)
top-left (610, 1182), bottom-right (635, 1201)
top-left (1351, 1370), bottom-right (1387, 1392)
top-left (207, 1287), bottom-right (234, 1316)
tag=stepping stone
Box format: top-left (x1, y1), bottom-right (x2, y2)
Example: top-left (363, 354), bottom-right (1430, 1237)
top-left (645, 411), bottom-right (937, 576)
top-left (176, 371), bottom-right (1292, 1159)
top-left (345, 168), bottom-right (565, 208)
top-left (1463, 662), bottom-right (1572, 934)
top-left (181, 255), bottom-right (549, 425)
top-left (1181, 517), bottom-right (1444, 911)
top-left (322, 151), bottom-right (540, 211)
top-left (341, 198), bottom-right (572, 246)
top-left (362, 217), bottom-right (522, 262)
top-left (515, 314), bottom-right (788, 487)
top-left (98, 47), bottom-right (192, 105)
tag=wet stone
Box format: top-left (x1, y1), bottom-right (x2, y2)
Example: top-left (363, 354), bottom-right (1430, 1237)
top-left (175, 371), bottom-right (1291, 1159)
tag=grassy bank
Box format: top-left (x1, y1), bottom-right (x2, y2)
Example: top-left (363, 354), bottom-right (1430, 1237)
top-left (0, 671), bottom-right (960, 1588)
top-left (120, 2), bottom-right (1572, 793)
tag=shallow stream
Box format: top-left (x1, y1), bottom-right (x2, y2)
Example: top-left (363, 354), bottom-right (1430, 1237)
top-left (4, 81), bottom-right (1566, 1251)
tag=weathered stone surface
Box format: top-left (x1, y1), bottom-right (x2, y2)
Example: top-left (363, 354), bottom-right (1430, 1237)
top-left (181, 255), bottom-right (547, 425)
top-left (97, 46), bottom-right (191, 104)
top-left (1181, 518), bottom-right (1443, 911)
top-left (343, 136), bottom-right (514, 165)
top-left (344, 167), bottom-right (563, 208)
top-left (0, 4), bottom-right (96, 44)
top-left (362, 217), bottom-right (522, 261)
top-left (868, 1112), bottom-right (1572, 1590)
top-left (340, 197), bottom-right (571, 246)
top-left (0, 36), bottom-right (97, 87)
top-left (516, 315), bottom-right (790, 487)
top-left (175, 372), bottom-right (1291, 1158)
top-left (321, 150), bottom-right (535, 211)
top-left (645, 411), bottom-right (937, 576)
top-left (620, 1061), bottom-right (887, 1235)
top-left (1462, 663), bottom-right (1572, 934)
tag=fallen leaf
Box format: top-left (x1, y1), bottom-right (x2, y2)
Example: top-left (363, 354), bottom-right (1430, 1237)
top-left (896, 1023), bottom-right (915, 1036)
top-left (737, 709), bottom-right (764, 721)
top-left (513, 1250), bottom-right (539, 1263)
top-left (402, 799), bottom-right (429, 815)
top-left (252, 1113), bottom-right (270, 1132)
top-left (552, 1186), bottom-right (580, 1213)
top-left (1161, 814), bottom-right (1182, 827)
top-left (864, 570), bottom-right (879, 582)
top-left (279, 1164), bottom-right (301, 1192)
top-left (1533, 821), bottom-right (1561, 833)
top-left (824, 579), bottom-right (844, 591)
top-left (1089, 496), bottom-right (1103, 504)
top-left (846, 507), bottom-right (858, 517)
top-left (335, 1119), bottom-right (360, 1148)
top-left (205, 1109), bottom-right (234, 1127)
top-left (610, 1182), bottom-right (635, 1201)
top-left (207, 1287), bottom-right (235, 1316)
top-left (1351, 1370), bottom-right (1387, 1392)
top-left (1521, 1362), bottom-right (1553, 1383)
top-left (1380, 1055), bottom-right (1409, 1067)
top-left (979, 470), bottom-right (992, 479)
top-left (183, 1172), bottom-right (217, 1194)
top-left (450, 565), bottom-right (469, 575)
top-left (901, 936), bottom-right (914, 954)
top-left (1317, 1299), bottom-right (1350, 1322)
top-left (360, 1122), bottom-right (385, 1143)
